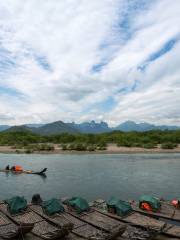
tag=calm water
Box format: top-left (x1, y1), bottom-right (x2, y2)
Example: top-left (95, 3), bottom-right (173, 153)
top-left (0, 153), bottom-right (180, 201)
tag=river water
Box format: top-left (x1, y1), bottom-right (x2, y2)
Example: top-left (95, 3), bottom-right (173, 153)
top-left (0, 153), bottom-right (179, 201)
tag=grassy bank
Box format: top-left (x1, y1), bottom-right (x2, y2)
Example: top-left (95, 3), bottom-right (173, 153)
top-left (0, 143), bottom-right (180, 154)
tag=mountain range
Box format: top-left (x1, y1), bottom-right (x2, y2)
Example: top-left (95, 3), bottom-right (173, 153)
top-left (0, 120), bottom-right (179, 135)
top-left (114, 121), bottom-right (179, 132)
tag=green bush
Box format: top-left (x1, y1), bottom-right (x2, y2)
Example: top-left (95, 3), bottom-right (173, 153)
top-left (67, 143), bottom-right (87, 151)
top-left (74, 143), bottom-right (87, 151)
top-left (25, 149), bottom-right (33, 154)
top-left (96, 141), bottom-right (107, 150)
top-left (24, 143), bottom-right (54, 152)
top-left (87, 146), bottom-right (96, 151)
top-left (132, 142), bottom-right (144, 147)
top-left (143, 143), bottom-right (157, 149)
top-left (97, 141), bottom-right (107, 148)
top-left (97, 146), bottom-right (107, 150)
top-left (117, 141), bottom-right (133, 147)
top-left (15, 149), bottom-right (21, 154)
top-left (161, 142), bottom-right (178, 149)
top-left (68, 143), bottom-right (76, 150)
top-left (37, 144), bottom-right (54, 151)
top-left (61, 144), bottom-right (67, 150)
top-left (44, 144), bottom-right (54, 151)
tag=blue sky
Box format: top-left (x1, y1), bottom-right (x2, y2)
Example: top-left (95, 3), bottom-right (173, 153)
top-left (138, 37), bottom-right (179, 71)
top-left (0, 0), bottom-right (180, 126)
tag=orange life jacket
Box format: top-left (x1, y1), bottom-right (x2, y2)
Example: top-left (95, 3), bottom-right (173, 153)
top-left (141, 202), bottom-right (152, 211)
top-left (14, 165), bottom-right (23, 171)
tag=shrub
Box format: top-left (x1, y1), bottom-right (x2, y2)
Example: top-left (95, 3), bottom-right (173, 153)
top-left (44, 144), bottom-right (54, 151)
top-left (87, 146), bottom-right (96, 151)
top-left (161, 142), bottom-right (178, 149)
top-left (74, 143), bottom-right (87, 151)
top-left (61, 144), bottom-right (67, 150)
top-left (68, 143), bottom-right (76, 150)
top-left (97, 141), bottom-right (107, 148)
top-left (25, 149), bottom-right (33, 154)
top-left (24, 143), bottom-right (54, 152)
top-left (96, 141), bottom-right (107, 150)
top-left (143, 143), bottom-right (157, 149)
top-left (117, 141), bottom-right (133, 147)
top-left (97, 146), bottom-right (107, 150)
top-left (132, 142), bottom-right (143, 148)
top-left (67, 143), bottom-right (87, 151)
top-left (36, 144), bottom-right (54, 151)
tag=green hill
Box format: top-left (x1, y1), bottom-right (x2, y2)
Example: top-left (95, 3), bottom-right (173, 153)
top-left (32, 121), bottom-right (79, 135)
top-left (5, 125), bottom-right (32, 133)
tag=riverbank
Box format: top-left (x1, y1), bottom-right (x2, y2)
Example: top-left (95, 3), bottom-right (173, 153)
top-left (0, 144), bottom-right (180, 154)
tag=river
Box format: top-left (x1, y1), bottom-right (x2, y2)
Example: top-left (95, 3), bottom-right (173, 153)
top-left (0, 153), bottom-right (179, 201)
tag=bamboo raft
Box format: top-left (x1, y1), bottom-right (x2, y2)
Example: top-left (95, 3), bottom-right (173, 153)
top-left (31, 202), bottom-right (129, 240)
top-left (131, 201), bottom-right (180, 222)
top-left (0, 201), bottom-right (69, 239)
top-left (92, 199), bottom-right (180, 239)
top-left (0, 198), bottom-right (180, 240)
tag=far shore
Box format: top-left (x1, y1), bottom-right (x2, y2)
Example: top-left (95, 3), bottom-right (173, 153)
top-left (0, 144), bottom-right (180, 154)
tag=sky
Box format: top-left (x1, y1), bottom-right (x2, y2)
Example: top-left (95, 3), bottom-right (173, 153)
top-left (0, 0), bottom-right (180, 126)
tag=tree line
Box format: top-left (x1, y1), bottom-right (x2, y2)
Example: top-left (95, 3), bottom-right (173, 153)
top-left (0, 129), bottom-right (179, 152)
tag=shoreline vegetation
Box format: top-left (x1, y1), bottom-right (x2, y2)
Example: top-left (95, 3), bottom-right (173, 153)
top-left (0, 143), bottom-right (180, 154)
top-left (0, 129), bottom-right (179, 154)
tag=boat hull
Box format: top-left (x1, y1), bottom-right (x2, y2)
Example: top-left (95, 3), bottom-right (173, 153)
top-left (0, 168), bottom-right (47, 175)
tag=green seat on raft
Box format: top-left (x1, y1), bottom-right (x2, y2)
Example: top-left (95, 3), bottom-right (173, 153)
top-left (107, 197), bottom-right (133, 217)
top-left (64, 197), bottom-right (90, 214)
top-left (139, 195), bottom-right (161, 212)
top-left (42, 198), bottom-right (64, 216)
top-left (5, 196), bottom-right (27, 215)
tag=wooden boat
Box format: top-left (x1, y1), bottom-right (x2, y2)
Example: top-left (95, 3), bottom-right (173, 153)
top-left (30, 202), bottom-right (168, 240)
top-left (92, 199), bottom-right (180, 239)
top-left (63, 199), bottom-right (172, 240)
top-left (1, 197), bottom-right (180, 240)
top-left (61, 199), bottom-right (149, 240)
top-left (0, 209), bottom-right (33, 239)
top-left (131, 200), bottom-right (180, 222)
top-left (64, 204), bottom-right (126, 233)
top-left (0, 201), bottom-right (68, 239)
top-left (30, 203), bottom-right (126, 239)
top-left (0, 168), bottom-right (47, 176)
top-left (62, 198), bottom-right (162, 232)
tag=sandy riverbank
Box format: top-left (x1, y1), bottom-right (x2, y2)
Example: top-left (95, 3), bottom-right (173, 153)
top-left (0, 144), bottom-right (180, 154)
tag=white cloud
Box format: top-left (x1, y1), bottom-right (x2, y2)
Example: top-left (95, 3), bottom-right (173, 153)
top-left (0, 0), bottom-right (179, 126)
top-left (107, 40), bottom-right (180, 126)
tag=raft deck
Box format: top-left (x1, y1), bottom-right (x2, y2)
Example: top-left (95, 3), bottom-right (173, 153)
top-left (131, 201), bottom-right (180, 222)
top-left (0, 198), bottom-right (180, 240)
top-left (92, 199), bottom-right (180, 239)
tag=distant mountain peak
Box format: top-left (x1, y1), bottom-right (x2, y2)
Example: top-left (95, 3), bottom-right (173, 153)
top-left (68, 120), bottom-right (110, 133)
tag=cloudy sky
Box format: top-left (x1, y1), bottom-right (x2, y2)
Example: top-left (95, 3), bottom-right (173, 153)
top-left (0, 0), bottom-right (180, 126)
